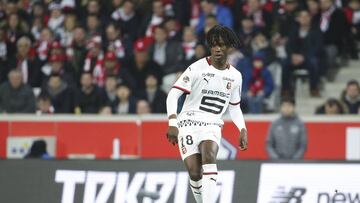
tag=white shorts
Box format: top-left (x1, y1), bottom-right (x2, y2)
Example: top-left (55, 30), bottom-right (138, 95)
top-left (177, 124), bottom-right (222, 160)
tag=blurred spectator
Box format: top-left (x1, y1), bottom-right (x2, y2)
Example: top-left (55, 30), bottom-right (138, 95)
top-left (240, 0), bottom-right (273, 37)
top-left (124, 38), bottom-right (162, 93)
top-left (0, 27), bottom-right (7, 64)
top-left (85, 0), bottom-right (107, 23)
top-left (41, 73), bottom-right (74, 113)
top-left (34, 27), bottom-right (54, 62)
top-left (274, 0), bottom-right (300, 39)
top-left (104, 23), bottom-right (132, 61)
top-left (139, 0), bottom-right (166, 38)
top-left (49, 40), bottom-right (65, 56)
top-left (251, 32), bottom-right (275, 66)
top-left (66, 26), bottom-right (87, 82)
top-left (307, 0), bottom-right (321, 18)
top-left (112, 83), bottom-right (137, 114)
top-left (228, 47), bottom-right (247, 68)
top-left (103, 75), bottom-right (118, 105)
top-left (148, 25), bottom-right (184, 92)
top-left (2, 12), bottom-right (29, 55)
top-left (314, 0), bottom-right (349, 79)
top-left (315, 98), bottom-right (346, 114)
top-left (149, 25), bottom-right (180, 73)
top-left (196, 0), bottom-right (233, 34)
top-left (93, 51), bottom-right (120, 87)
top-left (111, 0), bottom-right (140, 41)
top-left (85, 14), bottom-right (101, 37)
top-left (3, 36), bottom-right (41, 87)
top-left (182, 26), bottom-right (198, 66)
top-left (41, 53), bottom-right (76, 87)
top-left (0, 69), bottom-right (36, 113)
top-left (244, 53), bottom-right (274, 113)
top-left (83, 36), bottom-right (103, 74)
top-left (195, 43), bottom-right (208, 60)
top-left (340, 79), bottom-right (360, 114)
top-left (58, 14), bottom-right (78, 47)
top-left (24, 139), bottom-right (52, 159)
top-left (47, 3), bottom-right (64, 34)
top-left (164, 17), bottom-right (182, 42)
top-left (266, 98), bottom-right (307, 159)
top-left (137, 73), bottom-right (167, 113)
top-left (237, 17), bottom-right (258, 57)
top-left (74, 72), bottom-right (105, 114)
top-left (136, 99), bottom-right (151, 115)
top-left (36, 92), bottom-right (54, 115)
top-left (30, 2), bottom-right (47, 27)
top-left (198, 14), bottom-right (218, 44)
top-left (283, 10), bottom-right (323, 97)
top-left (343, 0), bottom-right (360, 58)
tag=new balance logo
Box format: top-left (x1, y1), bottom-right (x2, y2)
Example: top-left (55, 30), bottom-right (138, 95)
top-left (270, 186), bottom-right (306, 203)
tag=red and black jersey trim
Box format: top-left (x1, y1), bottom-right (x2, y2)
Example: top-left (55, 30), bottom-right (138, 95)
top-left (190, 184), bottom-right (202, 189)
top-left (203, 172), bottom-right (218, 175)
top-left (229, 101), bottom-right (241, 105)
top-left (173, 86), bottom-right (190, 94)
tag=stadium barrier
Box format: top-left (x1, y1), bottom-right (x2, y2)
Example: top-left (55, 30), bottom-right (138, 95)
top-left (0, 160), bottom-right (359, 203)
top-left (0, 114), bottom-right (360, 160)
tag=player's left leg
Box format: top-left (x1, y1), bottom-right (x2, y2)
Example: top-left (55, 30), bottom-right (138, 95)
top-left (184, 154), bottom-right (203, 203)
top-left (199, 140), bottom-right (219, 203)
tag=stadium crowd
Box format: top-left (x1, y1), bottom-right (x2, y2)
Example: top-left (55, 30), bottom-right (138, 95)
top-left (0, 0), bottom-right (359, 114)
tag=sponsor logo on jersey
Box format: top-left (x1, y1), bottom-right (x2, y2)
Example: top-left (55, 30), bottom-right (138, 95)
top-left (226, 82), bottom-right (231, 90)
top-left (202, 73), bottom-right (215, 78)
top-left (223, 77), bottom-right (234, 82)
top-left (183, 76), bottom-right (190, 83)
top-left (201, 89), bottom-right (230, 98)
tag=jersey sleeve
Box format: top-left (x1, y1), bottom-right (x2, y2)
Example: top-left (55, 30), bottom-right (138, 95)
top-left (172, 67), bottom-right (194, 93)
top-left (229, 73), bottom-right (242, 105)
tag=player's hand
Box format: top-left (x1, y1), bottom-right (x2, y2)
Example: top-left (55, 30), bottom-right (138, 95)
top-left (166, 126), bottom-right (179, 146)
top-left (239, 128), bottom-right (248, 151)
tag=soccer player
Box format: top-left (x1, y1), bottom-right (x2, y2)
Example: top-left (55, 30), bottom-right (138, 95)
top-left (166, 25), bottom-right (248, 203)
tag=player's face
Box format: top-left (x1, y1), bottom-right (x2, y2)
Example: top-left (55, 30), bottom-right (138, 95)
top-left (210, 38), bottom-right (228, 65)
top-left (280, 102), bottom-right (295, 117)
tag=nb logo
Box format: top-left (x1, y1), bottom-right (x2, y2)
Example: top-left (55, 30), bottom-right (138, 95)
top-left (270, 186), bottom-right (306, 203)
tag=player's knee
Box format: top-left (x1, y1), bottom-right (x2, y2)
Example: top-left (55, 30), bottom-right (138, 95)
top-left (202, 151), bottom-right (217, 164)
top-left (188, 169), bottom-right (202, 181)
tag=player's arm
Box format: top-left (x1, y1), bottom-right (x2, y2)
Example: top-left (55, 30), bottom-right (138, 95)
top-left (229, 103), bottom-right (248, 150)
top-left (229, 75), bottom-right (248, 150)
top-left (166, 67), bottom-right (193, 145)
top-left (166, 87), bottom-right (183, 145)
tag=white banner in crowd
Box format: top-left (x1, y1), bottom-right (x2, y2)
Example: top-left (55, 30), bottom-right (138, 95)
top-left (257, 164), bottom-right (360, 203)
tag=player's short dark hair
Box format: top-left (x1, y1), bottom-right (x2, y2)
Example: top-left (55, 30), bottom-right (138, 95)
top-left (281, 97), bottom-right (296, 106)
top-left (206, 25), bottom-right (240, 48)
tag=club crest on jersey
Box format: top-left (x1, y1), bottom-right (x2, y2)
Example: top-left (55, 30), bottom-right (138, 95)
top-left (226, 82), bottom-right (231, 89)
top-left (183, 76), bottom-right (190, 83)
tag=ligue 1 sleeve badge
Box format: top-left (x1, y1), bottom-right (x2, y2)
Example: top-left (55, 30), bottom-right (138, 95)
top-left (183, 76), bottom-right (190, 83)
top-left (226, 82), bottom-right (231, 90)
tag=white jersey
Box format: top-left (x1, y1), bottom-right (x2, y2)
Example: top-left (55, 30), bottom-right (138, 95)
top-left (173, 57), bottom-right (243, 126)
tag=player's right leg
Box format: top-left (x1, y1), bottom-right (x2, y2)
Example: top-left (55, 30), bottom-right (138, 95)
top-left (199, 140), bottom-right (219, 203)
top-left (184, 154), bottom-right (203, 203)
